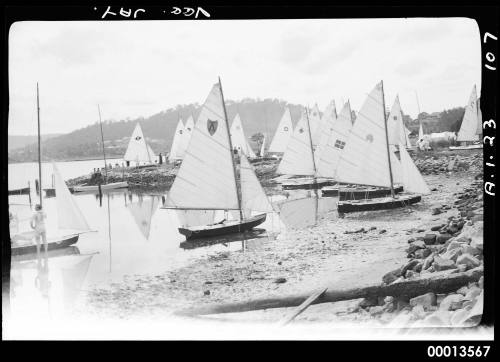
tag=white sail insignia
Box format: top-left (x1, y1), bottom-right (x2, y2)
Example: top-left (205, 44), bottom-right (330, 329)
top-left (124, 123), bottom-right (155, 164)
top-left (169, 118), bottom-right (186, 161)
top-left (53, 163), bottom-right (91, 232)
top-left (239, 154), bottom-right (275, 218)
top-left (334, 82), bottom-right (393, 188)
top-left (387, 96), bottom-right (411, 148)
top-left (165, 83), bottom-right (240, 210)
top-left (182, 115), bottom-right (195, 152)
top-left (268, 107), bottom-right (293, 153)
top-left (399, 143), bottom-right (430, 194)
top-left (230, 113), bottom-right (256, 158)
top-left (316, 101), bottom-right (353, 178)
top-left (457, 85), bottom-right (480, 142)
top-left (277, 110), bottom-right (316, 176)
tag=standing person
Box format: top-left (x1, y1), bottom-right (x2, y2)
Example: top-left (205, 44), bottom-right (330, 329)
top-left (30, 204), bottom-right (47, 254)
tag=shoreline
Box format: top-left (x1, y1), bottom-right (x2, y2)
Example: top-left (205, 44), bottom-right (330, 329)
top-left (77, 150), bottom-right (483, 325)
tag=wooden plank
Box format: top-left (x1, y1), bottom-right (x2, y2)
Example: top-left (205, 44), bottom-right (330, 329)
top-left (279, 288), bottom-right (328, 326)
top-left (175, 267), bottom-right (483, 317)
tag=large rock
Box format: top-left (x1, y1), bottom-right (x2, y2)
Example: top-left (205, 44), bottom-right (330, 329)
top-left (422, 254), bottom-right (434, 270)
top-left (409, 292), bottom-right (436, 310)
top-left (456, 254), bottom-right (481, 270)
top-left (436, 233), bottom-right (453, 244)
top-left (440, 247), bottom-right (462, 262)
top-left (439, 294), bottom-right (464, 311)
top-left (406, 240), bottom-right (426, 254)
top-left (382, 268), bottom-right (401, 285)
top-left (400, 259), bottom-right (420, 276)
top-left (423, 234), bottom-right (437, 245)
top-left (433, 256), bottom-right (457, 271)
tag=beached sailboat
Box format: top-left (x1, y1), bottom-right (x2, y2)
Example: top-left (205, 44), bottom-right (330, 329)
top-left (230, 113), bottom-right (257, 158)
top-left (123, 123), bottom-right (156, 166)
top-left (72, 105), bottom-right (128, 193)
top-left (277, 108), bottom-right (334, 190)
top-left (162, 79), bottom-right (274, 240)
top-left (268, 106), bottom-right (293, 154)
top-left (11, 164), bottom-right (93, 255)
top-left (168, 117), bottom-right (186, 162)
top-left (450, 85), bottom-right (483, 150)
top-left (334, 81), bottom-right (426, 213)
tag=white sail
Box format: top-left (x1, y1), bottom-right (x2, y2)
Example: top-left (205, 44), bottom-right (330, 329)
top-left (457, 85), bottom-right (480, 142)
top-left (314, 100), bottom-right (338, 161)
top-left (277, 110), bottom-right (316, 176)
top-left (127, 196), bottom-right (159, 240)
top-left (124, 123), bottom-right (154, 164)
top-left (53, 163), bottom-right (91, 232)
top-left (476, 97), bottom-right (483, 136)
top-left (316, 101), bottom-right (353, 178)
top-left (240, 154), bottom-right (275, 218)
top-left (169, 118), bottom-right (186, 162)
top-left (165, 83), bottom-right (240, 210)
top-left (230, 113), bottom-right (256, 158)
top-left (259, 135), bottom-right (266, 157)
top-left (399, 143), bottom-right (430, 194)
top-left (176, 210), bottom-right (216, 227)
top-left (147, 144), bottom-right (156, 161)
top-left (387, 96), bottom-right (411, 148)
top-left (268, 107), bottom-right (293, 153)
top-left (334, 82), bottom-right (393, 188)
top-left (183, 115), bottom-right (195, 151)
top-left (390, 145), bottom-right (403, 185)
top-left (309, 103), bottom-right (322, 147)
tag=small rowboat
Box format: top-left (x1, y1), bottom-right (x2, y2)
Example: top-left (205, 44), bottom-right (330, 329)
top-left (11, 234), bottom-right (79, 256)
top-left (178, 213), bottom-right (267, 240)
top-left (337, 194), bottom-right (421, 213)
top-left (179, 228), bottom-right (267, 249)
top-left (8, 187), bottom-right (30, 196)
top-left (322, 185), bottom-right (404, 200)
top-left (72, 181), bottom-right (128, 193)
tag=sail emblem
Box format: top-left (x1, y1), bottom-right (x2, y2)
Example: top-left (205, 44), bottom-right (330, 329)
top-left (365, 134), bottom-right (374, 143)
top-left (179, 130), bottom-right (183, 134)
top-left (299, 128), bottom-right (304, 133)
top-left (284, 126), bottom-right (289, 131)
top-left (135, 136), bottom-right (142, 141)
top-left (207, 119), bottom-right (218, 136)
top-left (187, 127), bottom-right (191, 131)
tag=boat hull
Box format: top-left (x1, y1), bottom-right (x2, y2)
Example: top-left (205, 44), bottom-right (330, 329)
top-left (73, 181), bottom-right (129, 193)
top-left (337, 195), bottom-right (421, 213)
top-left (178, 213), bottom-right (267, 240)
top-left (322, 185), bottom-right (404, 200)
top-left (449, 144), bottom-right (483, 150)
top-left (8, 187), bottom-right (30, 196)
top-left (281, 178), bottom-right (335, 190)
top-left (11, 234), bottom-right (79, 256)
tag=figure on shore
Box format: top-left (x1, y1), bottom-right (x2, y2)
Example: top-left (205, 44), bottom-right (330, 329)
top-left (30, 204), bottom-right (47, 254)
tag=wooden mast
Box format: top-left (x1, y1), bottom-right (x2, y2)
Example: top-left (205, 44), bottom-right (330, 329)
top-left (219, 77), bottom-right (244, 222)
top-left (97, 104), bottom-right (108, 184)
top-left (305, 106), bottom-right (318, 185)
top-left (381, 81), bottom-right (395, 198)
top-left (36, 83), bottom-right (42, 207)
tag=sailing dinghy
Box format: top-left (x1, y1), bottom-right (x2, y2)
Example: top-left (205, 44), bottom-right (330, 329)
top-left (11, 164), bottom-right (93, 255)
top-left (334, 81), bottom-right (426, 213)
top-left (387, 95), bottom-right (412, 150)
top-left (230, 113), bottom-right (257, 158)
top-left (162, 80), bottom-right (274, 240)
top-left (277, 109), bottom-right (334, 190)
top-left (123, 123), bottom-right (156, 166)
top-left (450, 85), bottom-right (483, 150)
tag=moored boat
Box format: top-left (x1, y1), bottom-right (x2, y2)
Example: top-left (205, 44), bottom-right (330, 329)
top-left (178, 213), bottom-right (266, 240)
top-left (322, 184), bottom-right (404, 200)
top-left (281, 177), bottom-right (334, 190)
top-left (11, 234), bottom-right (79, 256)
top-left (8, 187), bottom-right (30, 196)
top-left (338, 194), bottom-right (421, 213)
top-left (72, 181), bottom-right (129, 193)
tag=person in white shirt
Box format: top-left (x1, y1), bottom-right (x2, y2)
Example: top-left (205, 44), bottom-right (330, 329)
top-left (30, 204), bottom-right (47, 253)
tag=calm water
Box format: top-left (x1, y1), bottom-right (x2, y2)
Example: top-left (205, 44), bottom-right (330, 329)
top-left (7, 159), bottom-right (339, 321)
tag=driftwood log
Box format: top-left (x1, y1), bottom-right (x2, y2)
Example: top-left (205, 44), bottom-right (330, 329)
top-left (175, 267), bottom-right (483, 317)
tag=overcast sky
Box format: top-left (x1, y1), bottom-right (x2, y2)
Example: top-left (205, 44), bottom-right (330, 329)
top-left (8, 18), bottom-right (481, 135)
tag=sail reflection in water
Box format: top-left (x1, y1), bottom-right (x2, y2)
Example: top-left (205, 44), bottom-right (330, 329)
top-left (277, 194), bottom-right (338, 229)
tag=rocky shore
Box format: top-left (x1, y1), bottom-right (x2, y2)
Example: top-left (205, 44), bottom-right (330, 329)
top-left (77, 149), bottom-right (485, 326)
